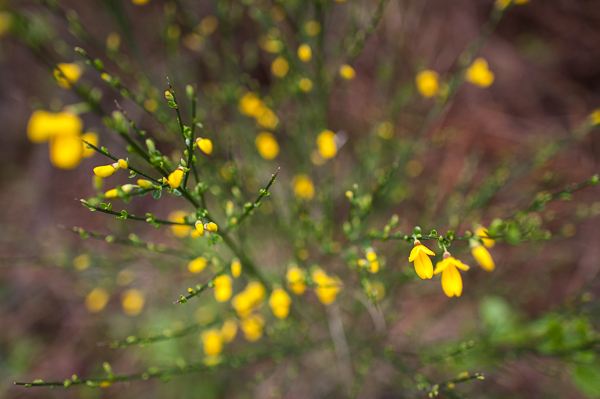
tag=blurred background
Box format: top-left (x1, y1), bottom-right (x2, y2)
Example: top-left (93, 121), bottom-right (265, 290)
top-left (1, 0), bottom-right (600, 398)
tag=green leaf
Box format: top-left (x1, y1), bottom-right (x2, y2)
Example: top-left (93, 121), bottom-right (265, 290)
top-left (152, 190), bottom-right (162, 200)
top-left (571, 364), bottom-right (600, 398)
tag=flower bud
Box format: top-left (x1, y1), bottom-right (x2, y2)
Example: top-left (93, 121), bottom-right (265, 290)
top-left (168, 167), bottom-right (185, 188)
top-left (205, 222), bottom-right (218, 232)
top-left (196, 138), bottom-right (213, 154)
top-left (195, 221), bottom-right (205, 236)
top-left (93, 163), bottom-right (119, 178)
top-left (118, 159), bottom-right (128, 169)
top-left (137, 179), bottom-right (153, 189)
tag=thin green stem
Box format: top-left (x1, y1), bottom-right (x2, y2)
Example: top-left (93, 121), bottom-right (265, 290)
top-left (235, 168), bottom-right (280, 226)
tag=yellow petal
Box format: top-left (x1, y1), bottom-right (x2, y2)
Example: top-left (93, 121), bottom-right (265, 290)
top-left (49, 134), bottom-right (83, 169)
top-left (441, 266), bottom-right (462, 297)
top-left (472, 245), bottom-right (495, 272)
top-left (414, 252), bottom-right (433, 279)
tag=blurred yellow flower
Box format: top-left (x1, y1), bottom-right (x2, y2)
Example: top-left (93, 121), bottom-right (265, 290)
top-left (408, 241), bottom-right (435, 279)
top-left (316, 130), bottom-right (337, 159)
top-left (188, 257), bottom-right (208, 274)
top-left (85, 288), bottom-right (109, 313)
top-left (53, 63), bottom-right (82, 88)
top-left (470, 242), bottom-right (495, 272)
top-left (377, 122), bottom-right (394, 139)
top-left (93, 163), bottom-right (119, 178)
top-left (27, 110), bottom-right (83, 143)
top-left (297, 44), bottom-right (312, 62)
top-left (199, 16), bottom-right (218, 36)
top-left (205, 222), bottom-right (218, 232)
top-left (259, 37), bottom-right (283, 53)
top-left (168, 167), bottom-right (184, 188)
top-left (106, 32), bottom-right (121, 51)
top-left (231, 258), bottom-right (242, 278)
top-left (256, 108), bottom-right (280, 129)
top-left (232, 281), bottom-right (265, 317)
top-left (365, 281), bottom-right (385, 301)
top-left (196, 138), bottom-right (213, 154)
top-left (312, 269), bottom-right (341, 305)
top-left (221, 319), bottom-right (238, 343)
top-left (293, 174), bottom-right (315, 200)
top-left (214, 275), bottom-right (233, 302)
top-left (49, 134), bottom-right (83, 169)
top-left (144, 99), bottom-right (158, 112)
top-left (238, 92), bottom-right (265, 117)
top-left (589, 109), bottom-right (600, 125)
top-left (240, 314), bottom-right (264, 341)
top-left (255, 132), bottom-right (279, 159)
top-left (286, 267), bottom-right (306, 295)
top-left (121, 289), bottom-right (145, 316)
top-left (304, 20), bottom-right (321, 36)
top-left (433, 256), bottom-right (469, 298)
top-left (339, 64), bottom-right (356, 80)
top-left (299, 77), bottom-right (313, 92)
top-left (73, 254), bottom-right (90, 270)
top-left (415, 70), bottom-right (439, 97)
top-left (169, 210), bottom-right (192, 237)
top-left (81, 132), bottom-right (98, 158)
top-left (475, 227), bottom-right (495, 248)
top-left (271, 56), bottom-right (289, 78)
top-left (132, 0), bottom-right (150, 5)
top-left (269, 287), bottom-right (292, 319)
top-left (200, 329), bottom-right (223, 356)
top-left (104, 188), bottom-right (118, 198)
top-left (465, 58), bottom-right (495, 88)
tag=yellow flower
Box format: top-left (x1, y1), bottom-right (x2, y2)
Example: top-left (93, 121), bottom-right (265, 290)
top-left (415, 70), bottom-right (440, 97)
top-left (104, 188), bottom-right (118, 198)
top-left (231, 258), bottom-right (242, 278)
top-left (121, 289), bottom-right (145, 316)
top-left (269, 287), bottom-right (292, 319)
top-left (298, 78), bottom-right (313, 92)
top-left (238, 92), bottom-right (265, 117)
top-left (589, 109), bottom-right (600, 126)
top-left (27, 110), bottom-right (83, 143)
top-left (53, 63), bottom-right (82, 88)
top-left (475, 227), bottom-right (495, 248)
top-left (169, 210), bottom-right (192, 237)
top-left (260, 37), bottom-right (283, 53)
top-left (49, 134), bottom-right (83, 169)
top-left (221, 319), bottom-right (238, 343)
top-left (194, 221), bottom-right (205, 236)
top-left (408, 241), bottom-right (435, 279)
top-left (117, 159), bottom-right (128, 169)
top-left (255, 132), bottom-right (279, 159)
top-left (433, 255), bottom-right (470, 298)
top-left (366, 248), bottom-right (377, 262)
top-left (93, 163), bottom-right (119, 178)
top-left (232, 281), bottom-right (265, 317)
top-left (132, 0), bottom-right (150, 4)
top-left (199, 15), bottom-right (218, 36)
top-left (188, 257), bottom-right (208, 274)
top-left (293, 174), bottom-right (315, 200)
top-left (81, 132), bottom-right (98, 158)
top-left (137, 179), bottom-right (153, 189)
top-left (470, 242), bottom-right (495, 272)
top-left (200, 329), bottom-right (223, 356)
top-left (144, 99), bottom-right (158, 112)
top-left (168, 167), bottom-right (184, 188)
top-left (256, 108), bottom-right (279, 129)
top-left (339, 64), bottom-right (356, 80)
top-left (286, 267), bottom-right (306, 295)
top-left (73, 254), bottom-right (90, 270)
top-left (271, 56), bottom-right (289, 78)
top-left (368, 260), bottom-right (379, 273)
top-left (205, 222), bottom-right (218, 232)
top-left (316, 130), bottom-right (337, 159)
top-left (240, 314), bottom-right (264, 342)
top-left (85, 288), bottom-right (109, 313)
top-left (465, 58), bottom-right (495, 88)
top-left (297, 44), bottom-right (312, 62)
top-left (99, 381), bottom-right (112, 388)
top-left (196, 138), bottom-right (213, 154)
top-left (304, 20), bottom-right (321, 36)
top-left (312, 269), bottom-right (341, 305)
top-left (214, 275), bottom-right (232, 302)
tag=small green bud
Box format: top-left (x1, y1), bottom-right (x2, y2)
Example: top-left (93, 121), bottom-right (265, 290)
top-left (590, 174), bottom-right (599, 186)
top-left (413, 226), bottom-right (422, 235)
top-left (186, 85), bottom-right (195, 100)
top-left (164, 90), bottom-right (174, 101)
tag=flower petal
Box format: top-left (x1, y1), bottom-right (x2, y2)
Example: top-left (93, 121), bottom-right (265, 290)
top-left (420, 245), bottom-right (435, 256)
top-left (441, 266), bottom-right (462, 297)
top-left (408, 246), bottom-right (420, 262)
top-left (414, 252), bottom-right (433, 279)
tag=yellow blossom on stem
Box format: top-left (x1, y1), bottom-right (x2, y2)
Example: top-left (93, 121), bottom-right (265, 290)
top-left (316, 130), bottom-right (337, 159)
top-left (433, 254), bottom-right (470, 298)
top-left (214, 275), bottom-right (232, 302)
top-left (188, 257), bottom-right (207, 274)
top-left (312, 269), bottom-right (341, 305)
top-left (121, 289), bottom-right (145, 316)
top-left (408, 240), bottom-right (435, 279)
top-left (168, 167), bottom-right (184, 188)
top-left (415, 70), bottom-right (440, 97)
top-left (53, 63), bottom-right (82, 88)
top-left (475, 227), bottom-right (495, 248)
top-left (232, 281), bottom-right (265, 317)
top-left (169, 210), bottom-right (192, 237)
top-left (293, 174), bottom-right (315, 200)
top-left (205, 222), bottom-right (218, 233)
top-left (196, 138), bottom-right (213, 154)
top-left (269, 287), bottom-right (292, 319)
top-left (104, 188), bottom-right (118, 198)
top-left (195, 221), bottom-right (205, 236)
top-left (137, 179), bottom-right (153, 189)
top-left (231, 258), bottom-right (242, 278)
top-left (221, 319), bottom-right (238, 343)
top-left (200, 329), bottom-right (223, 356)
top-left (240, 314), bottom-right (264, 342)
top-left (470, 240), bottom-right (495, 272)
top-left (286, 267), bottom-right (306, 295)
top-left (255, 132), bottom-right (279, 159)
top-left (93, 163), bottom-right (120, 178)
top-left (465, 58), bottom-right (495, 88)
